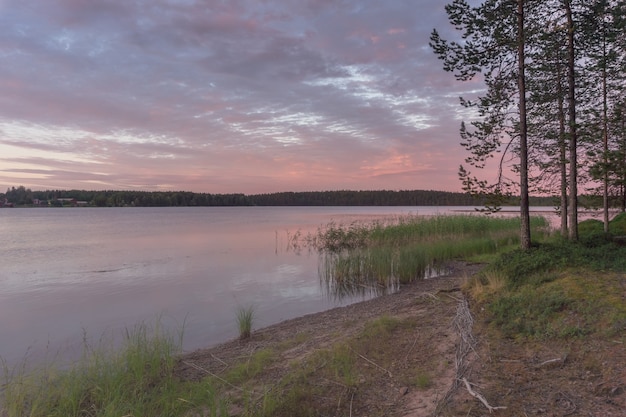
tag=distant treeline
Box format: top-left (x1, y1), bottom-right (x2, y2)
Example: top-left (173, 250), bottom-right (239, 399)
top-left (2, 185), bottom-right (566, 207)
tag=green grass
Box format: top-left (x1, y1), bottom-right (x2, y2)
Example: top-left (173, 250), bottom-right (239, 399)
top-left (225, 348), bottom-right (274, 384)
top-left (480, 267), bottom-right (626, 340)
top-left (414, 371), bottom-right (433, 389)
top-left (1, 321), bottom-right (227, 417)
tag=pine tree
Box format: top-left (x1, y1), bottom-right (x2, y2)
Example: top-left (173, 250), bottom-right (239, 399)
top-left (431, 0), bottom-right (533, 249)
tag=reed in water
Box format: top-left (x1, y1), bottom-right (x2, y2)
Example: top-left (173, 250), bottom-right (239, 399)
top-left (310, 214), bottom-right (549, 297)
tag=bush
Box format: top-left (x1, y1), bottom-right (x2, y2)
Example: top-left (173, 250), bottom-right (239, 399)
top-left (610, 212), bottom-right (626, 234)
top-left (578, 219), bottom-right (603, 235)
top-left (491, 244), bottom-right (570, 288)
top-left (489, 287), bottom-right (572, 338)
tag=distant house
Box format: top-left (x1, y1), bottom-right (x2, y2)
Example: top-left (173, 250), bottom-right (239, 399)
top-left (52, 198), bottom-right (89, 207)
top-left (55, 198), bottom-right (77, 206)
top-left (0, 198), bottom-right (14, 208)
top-left (32, 199), bottom-right (48, 206)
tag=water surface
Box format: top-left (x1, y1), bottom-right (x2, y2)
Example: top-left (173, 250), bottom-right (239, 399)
top-left (1, 205), bottom-right (570, 366)
top-left (1, 206), bottom-right (438, 366)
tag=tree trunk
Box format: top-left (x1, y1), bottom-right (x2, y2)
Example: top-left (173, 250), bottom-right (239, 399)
top-left (622, 113), bottom-right (626, 212)
top-left (518, 0), bottom-right (531, 249)
top-left (602, 18), bottom-right (609, 233)
top-left (565, 0), bottom-right (578, 241)
top-left (556, 51), bottom-right (568, 237)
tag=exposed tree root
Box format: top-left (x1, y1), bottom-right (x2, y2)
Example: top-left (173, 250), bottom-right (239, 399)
top-left (435, 297), bottom-right (478, 415)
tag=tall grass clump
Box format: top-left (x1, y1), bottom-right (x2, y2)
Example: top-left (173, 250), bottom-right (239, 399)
top-left (1, 321), bottom-right (225, 417)
top-left (237, 305), bottom-right (255, 340)
top-left (315, 214), bottom-right (549, 298)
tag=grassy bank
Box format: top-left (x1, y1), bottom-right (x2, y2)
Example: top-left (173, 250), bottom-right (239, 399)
top-left (466, 213), bottom-right (626, 341)
top-left (3, 213), bottom-right (626, 416)
top-left (450, 214), bottom-right (626, 415)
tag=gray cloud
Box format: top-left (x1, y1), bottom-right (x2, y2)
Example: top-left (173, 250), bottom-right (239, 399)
top-left (0, 0), bottom-right (479, 193)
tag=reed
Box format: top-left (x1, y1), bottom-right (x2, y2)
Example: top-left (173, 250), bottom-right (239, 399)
top-left (316, 214), bottom-right (550, 298)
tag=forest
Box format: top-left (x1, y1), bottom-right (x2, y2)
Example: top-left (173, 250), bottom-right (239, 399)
top-left (430, 0), bottom-right (626, 245)
top-left (0, 186), bottom-right (491, 207)
top-left (0, 185), bottom-right (569, 207)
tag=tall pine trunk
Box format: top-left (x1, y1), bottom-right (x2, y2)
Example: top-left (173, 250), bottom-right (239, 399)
top-left (565, 0), bottom-right (578, 241)
top-left (622, 112), bottom-right (626, 212)
top-left (602, 25), bottom-right (609, 232)
top-left (557, 63), bottom-right (568, 237)
top-left (518, 0), bottom-right (531, 249)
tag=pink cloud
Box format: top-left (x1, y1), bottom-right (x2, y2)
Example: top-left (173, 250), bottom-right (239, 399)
top-left (0, 0), bottom-right (492, 195)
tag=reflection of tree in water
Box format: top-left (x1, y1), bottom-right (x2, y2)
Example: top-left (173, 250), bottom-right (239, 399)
top-left (276, 228), bottom-right (318, 256)
top-left (318, 250), bottom-right (449, 301)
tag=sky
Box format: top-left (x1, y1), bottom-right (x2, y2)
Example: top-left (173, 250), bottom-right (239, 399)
top-left (0, 0), bottom-right (484, 194)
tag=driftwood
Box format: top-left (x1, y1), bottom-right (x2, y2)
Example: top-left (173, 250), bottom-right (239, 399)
top-left (462, 378), bottom-right (507, 413)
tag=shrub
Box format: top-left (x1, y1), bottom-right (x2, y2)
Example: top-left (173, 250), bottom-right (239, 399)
top-left (609, 212), bottom-right (626, 234)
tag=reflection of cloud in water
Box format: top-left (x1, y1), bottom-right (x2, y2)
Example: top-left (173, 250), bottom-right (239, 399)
top-left (229, 261), bottom-right (319, 300)
top-left (274, 263), bottom-right (321, 298)
top-left (275, 263), bottom-right (305, 276)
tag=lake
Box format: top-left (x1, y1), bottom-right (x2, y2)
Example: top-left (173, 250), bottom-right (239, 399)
top-left (0, 205), bottom-right (560, 367)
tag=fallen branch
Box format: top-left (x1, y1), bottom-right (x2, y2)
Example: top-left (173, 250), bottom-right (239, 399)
top-left (403, 332), bottom-right (420, 363)
top-left (210, 353), bottom-right (228, 367)
top-left (349, 390), bottom-right (355, 417)
top-left (444, 293), bottom-right (463, 302)
top-left (349, 347), bottom-right (392, 377)
top-left (436, 287), bottom-right (461, 293)
top-left (418, 292), bottom-right (440, 301)
top-left (536, 357), bottom-right (563, 368)
top-left (461, 378), bottom-right (507, 413)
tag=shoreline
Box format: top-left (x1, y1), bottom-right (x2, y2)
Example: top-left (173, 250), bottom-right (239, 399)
top-left (179, 261), bottom-right (482, 360)
top-left (174, 262), bottom-right (484, 416)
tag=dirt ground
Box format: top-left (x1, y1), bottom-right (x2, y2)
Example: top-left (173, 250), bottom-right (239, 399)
top-left (175, 263), bottom-right (626, 416)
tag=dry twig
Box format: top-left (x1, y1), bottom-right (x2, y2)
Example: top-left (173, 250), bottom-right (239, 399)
top-left (536, 357), bottom-right (563, 368)
top-left (462, 378), bottom-right (507, 413)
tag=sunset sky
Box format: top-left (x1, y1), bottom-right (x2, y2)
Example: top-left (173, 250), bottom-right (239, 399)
top-left (0, 0), bottom-right (485, 194)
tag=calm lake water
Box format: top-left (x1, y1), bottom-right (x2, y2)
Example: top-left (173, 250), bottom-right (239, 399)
top-left (0, 206), bottom-right (563, 367)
